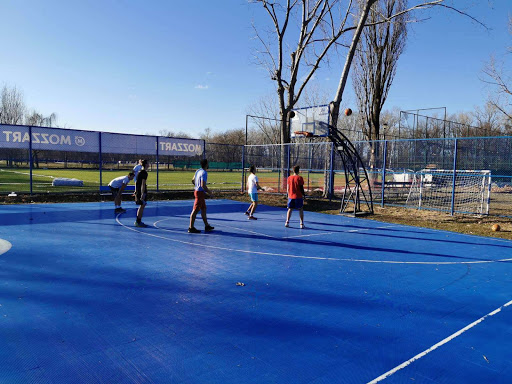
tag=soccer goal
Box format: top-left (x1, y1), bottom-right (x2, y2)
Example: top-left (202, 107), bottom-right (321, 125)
top-left (405, 169), bottom-right (491, 215)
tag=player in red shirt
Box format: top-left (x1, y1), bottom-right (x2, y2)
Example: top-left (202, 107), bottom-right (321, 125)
top-left (285, 165), bottom-right (306, 229)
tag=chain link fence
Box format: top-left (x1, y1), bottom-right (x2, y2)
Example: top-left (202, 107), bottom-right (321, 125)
top-left (0, 124), bottom-right (243, 195)
top-left (2, 123), bottom-right (512, 217)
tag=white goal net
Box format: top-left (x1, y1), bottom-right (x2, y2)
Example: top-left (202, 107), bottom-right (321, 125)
top-left (405, 169), bottom-right (491, 215)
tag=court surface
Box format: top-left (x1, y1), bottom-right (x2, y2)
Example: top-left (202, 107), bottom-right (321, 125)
top-left (0, 199), bottom-right (511, 383)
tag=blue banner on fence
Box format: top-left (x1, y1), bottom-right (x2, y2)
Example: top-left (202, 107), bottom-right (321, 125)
top-left (1, 125), bottom-right (99, 153)
top-left (0, 125), bottom-right (204, 156)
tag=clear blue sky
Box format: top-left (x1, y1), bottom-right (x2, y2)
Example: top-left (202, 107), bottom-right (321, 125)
top-left (0, 1), bottom-right (509, 137)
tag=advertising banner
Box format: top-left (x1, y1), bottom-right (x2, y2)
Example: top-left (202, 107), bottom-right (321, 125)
top-left (0, 125), bottom-right (204, 157)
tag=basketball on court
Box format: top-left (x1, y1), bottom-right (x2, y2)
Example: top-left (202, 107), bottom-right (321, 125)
top-left (492, 224), bottom-right (501, 232)
top-left (344, 108), bottom-right (352, 116)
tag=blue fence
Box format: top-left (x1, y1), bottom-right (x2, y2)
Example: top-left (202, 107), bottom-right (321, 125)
top-left (2, 123), bottom-right (512, 217)
top-left (0, 124), bottom-right (244, 194)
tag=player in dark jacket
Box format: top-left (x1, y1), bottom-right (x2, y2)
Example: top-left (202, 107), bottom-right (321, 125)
top-left (134, 159), bottom-right (149, 227)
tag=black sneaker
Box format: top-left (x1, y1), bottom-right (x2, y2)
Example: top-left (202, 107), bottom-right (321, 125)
top-left (248, 216), bottom-right (257, 220)
top-left (135, 221), bottom-right (148, 228)
top-left (205, 225), bottom-right (215, 232)
top-left (188, 227), bottom-right (201, 233)
top-left (244, 211), bottom-right (250, 216)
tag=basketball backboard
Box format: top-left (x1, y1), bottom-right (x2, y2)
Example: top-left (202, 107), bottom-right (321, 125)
top-left (290, 104), bottom-right (330, 138)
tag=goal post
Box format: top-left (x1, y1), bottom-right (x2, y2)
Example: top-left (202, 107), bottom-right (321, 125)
top-left (406, 169), bottom-right (491, 215)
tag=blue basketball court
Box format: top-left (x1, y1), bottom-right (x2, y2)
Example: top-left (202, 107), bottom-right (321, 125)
top-left (0, 200), bottom-right (511, 383)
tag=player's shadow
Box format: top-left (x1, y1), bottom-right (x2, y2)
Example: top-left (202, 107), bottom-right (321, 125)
top-left (202, 217), bottom-right (512, 252)
top-left (154, 223), bottom-right (511, 264)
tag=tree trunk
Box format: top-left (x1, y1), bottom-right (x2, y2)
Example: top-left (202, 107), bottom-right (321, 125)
top-left (330, 0), bottom-right (378, 129)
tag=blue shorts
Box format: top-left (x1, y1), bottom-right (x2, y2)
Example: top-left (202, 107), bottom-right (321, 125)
top-left (287, 198), bottom-right (303, 209)
top-left (249, 192), bottom-right (258, 202)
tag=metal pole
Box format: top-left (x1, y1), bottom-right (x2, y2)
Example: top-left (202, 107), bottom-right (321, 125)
top-left (29, 126), bottom-right (33, 195)
top-left (486, 171), bottom-right (491, 215)
top-left (241, 145), bottom-right (245, 193)
top-left (156, 136), bottom-right (159, 192)
top-left (287, 144), bottom-right (291, 175)
top-left (381, 140), bottom-right (387, 207)
top-left (329, 142), bottom-right (335, 200)
top-left (99, 132), bottom-right (102, 192)
top-left (245, 115), bottom-right (248, 146)
top-left (443, 107), bottom-right (446, 139)
top-left (398, 111), bottom-right (402, 140)
top-left (450, 139), bottom-right (458, 216)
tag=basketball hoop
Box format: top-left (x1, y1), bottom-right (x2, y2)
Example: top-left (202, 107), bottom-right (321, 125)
top-left (294, 131), bottom-right (314, 138)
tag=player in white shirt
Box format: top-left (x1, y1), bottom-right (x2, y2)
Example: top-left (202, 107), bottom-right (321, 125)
top-left (133, 159), bottom-right (143, 183)
top-left (188, 159), bottom-right (214, 233)
top-left (108, 172), bottom-right (135, 213)
top-left (245, 165), bottom-right (263, 220)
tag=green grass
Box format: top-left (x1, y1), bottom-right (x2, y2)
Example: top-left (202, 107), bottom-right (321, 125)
top-left (0, 168), bottom-right (244, 193)
top-left (0, 167), bottom-right (339, 194)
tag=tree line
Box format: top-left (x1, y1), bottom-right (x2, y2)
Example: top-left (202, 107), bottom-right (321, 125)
top-left (0, 85), bottom-right (58, 128)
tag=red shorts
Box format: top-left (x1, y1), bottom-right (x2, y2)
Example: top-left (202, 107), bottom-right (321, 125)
top-left (193, 190), bottom-right (206, 210)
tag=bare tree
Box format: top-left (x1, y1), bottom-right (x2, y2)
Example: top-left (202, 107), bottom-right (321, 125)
top-left (472, 101), bottom-right (502, 136)
top-left (351, 0), bottom-right (408, 176)
top-left (209, 128), bottom-right (246, 145)
top-left (353, 0), bottom-right (408, 144)
top-left (482, 16), bottom-right (512, 121)
top-left (246, 94), bottom-right (282, 145)
top-left (330, 1), bottom-right (485, 131)
top-left (0, 85), bottom-right (25, 125)
top-left (251, 0), bottom-right (356, 145)
top-left (159, 129), bottom-right (193, 139)
top-left (199, 127), bottom-right (213, 142)
top-left (251, 1), bottom-right (469, 141)
top-left (446, 112), bottom-right (473, 137)
top-left (25, 110), bottom-right (58, 127)
top-left (25, 110), bottom-right (59, 168)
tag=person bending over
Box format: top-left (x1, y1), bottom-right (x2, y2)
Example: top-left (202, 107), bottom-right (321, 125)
top-left (108, 172), bottom-right (134, 214)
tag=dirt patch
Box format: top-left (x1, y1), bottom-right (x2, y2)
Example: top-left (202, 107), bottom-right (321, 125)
top-left (1, 190), bottom-right (510, 240)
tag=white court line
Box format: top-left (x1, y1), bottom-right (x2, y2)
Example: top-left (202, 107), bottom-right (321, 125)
top-left (284, 232), bottom-right (335, 239)
top-left (155, 217), bottom-right (275, 238)
top-left (115, 215), bottom-right (512, 265)
top-left (160, 218), bottom-right (395, 240)
top-left (211, 223), bottom-right (275, 238)
top-left (0, 239), bottom-right (12, 256)
top-left (285, 225), bottom-right (395, 238)
top-left (368, 299), bottom-right (512, 383)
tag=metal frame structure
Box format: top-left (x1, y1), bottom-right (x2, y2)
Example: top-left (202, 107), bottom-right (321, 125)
top-left (319, 122), bottom-right (374, 216)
